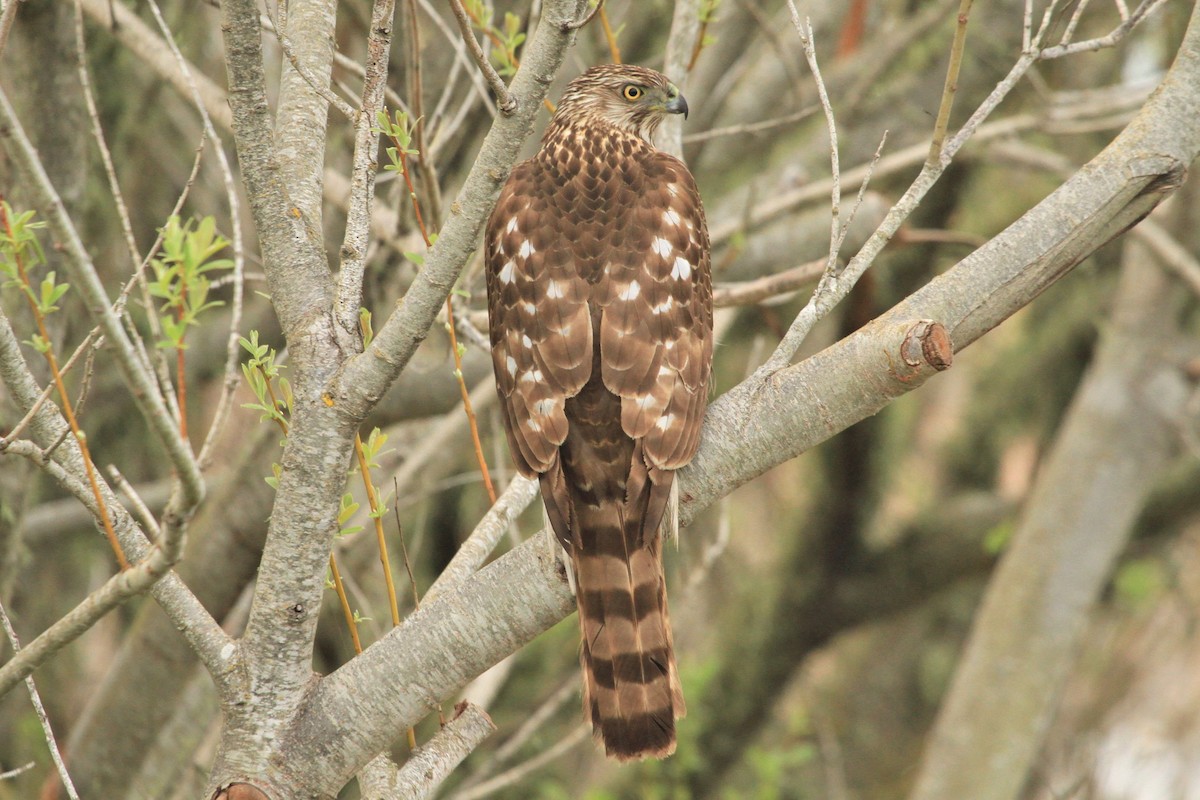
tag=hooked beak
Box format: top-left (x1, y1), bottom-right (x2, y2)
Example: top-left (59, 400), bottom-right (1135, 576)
top-left (665, 89), bottom-right (689, 120)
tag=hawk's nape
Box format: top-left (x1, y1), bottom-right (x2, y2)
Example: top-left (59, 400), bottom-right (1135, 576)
top-left (484, 64), bottom-right (712, 761)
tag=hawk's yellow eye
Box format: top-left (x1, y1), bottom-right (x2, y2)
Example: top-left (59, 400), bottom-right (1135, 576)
top-left (622, 85), bottom-right (643, 101)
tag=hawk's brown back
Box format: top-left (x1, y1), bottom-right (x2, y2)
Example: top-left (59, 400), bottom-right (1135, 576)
top-left (485, 65), bottom-right (712, 761)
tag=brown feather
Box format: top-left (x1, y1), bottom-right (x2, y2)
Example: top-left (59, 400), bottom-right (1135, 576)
top-left (485, 65), bottom-right (711, 761)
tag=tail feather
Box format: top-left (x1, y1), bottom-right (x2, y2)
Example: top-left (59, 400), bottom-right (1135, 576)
top-left (572, 490), bottom-right (684, 761)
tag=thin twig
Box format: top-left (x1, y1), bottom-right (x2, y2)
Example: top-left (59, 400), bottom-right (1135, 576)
top-left (0, 201), bottom-right (128, 569)
top-left (385, 114), bottom-right (498, 507)
top-left (272, 30), bottom-right (357, 119)
top-left (0, 438), bottom-right (202, 700)
top-left (683, 107), bottom-right (818, 144)
top-left (448, 0), bottom-right (516, 114)
top-left (355, 433), bottom-right (402, 625)
top-left (329, 553), bottom-right (364, 653)
top-left (449, 724), bottom-right (590, 800)
top-left (0, 601), bottom-right (80, 800)
top-left (927, 0), bottom-right (974, 167)
top-left (333, 0), bottom-right (399, 335)
top-left (108, 464), bottom-right (162, 541)
top-left (563, 0), bottom-right (602, 30)
top-left (1037, 0), bottom-right (1170, 59)
top-left (1061, 0), bottom-right (1096, 46)
top-left (786, 8), bottom-right (840, 275)
top-left (598, 4), bottom-right (622, 63)
top-left (0, 762), bottom-right (35, 781)
top-left (393, 478), bottom-right (422, 610)
top-left (712, 258), bottom-right (827, 308)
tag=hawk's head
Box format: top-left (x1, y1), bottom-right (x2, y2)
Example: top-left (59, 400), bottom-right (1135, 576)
top-left (553, 64), bottom-right (688, 141)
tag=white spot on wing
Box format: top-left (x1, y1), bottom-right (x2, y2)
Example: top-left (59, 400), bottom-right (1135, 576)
top-left (522, 334), bottom-right (533, 348)
top-left (521, 301), bottom-right (536, 315)
top-left (520, 369), bottom-right (545, 384)
top-left (663, 209), bottom-right (682, 227)
top-left (671, 257), bottom-right (692, 280)
top-left (636, 395), bottom-right (657, 410)
top-left (498, 260), bottom-right (516, 284)
top-left (506, 356), bottom-right (517, 376)
top-left (546, 280), bottom-right (564, 299)
top-left (506, 217), bottom-right (519, 234)
top-left (655, 413), bottom-right (676, 431)
top-left (652, 297), bottom-right (674, 315)
top-left (525, 418), bottom-right (543, 433)
top-left (519, 240), bottom-right (535, 258)
top-left (534, 398), bottom-right (557, 415)
top-left (652, 237), bottom-right (673, 258)
top-left (619, 281), bottom-right (641, 301)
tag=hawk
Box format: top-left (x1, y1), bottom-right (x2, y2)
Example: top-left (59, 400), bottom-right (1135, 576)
top-left (485, 64), bottom-right (713, 761)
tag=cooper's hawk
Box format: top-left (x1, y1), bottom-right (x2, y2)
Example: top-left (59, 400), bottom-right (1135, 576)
top-left (485, 65), bottom-right (712, 760)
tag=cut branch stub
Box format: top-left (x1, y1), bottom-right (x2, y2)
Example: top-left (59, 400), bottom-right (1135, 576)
top-left (902, 319), bottom-right (953, 371)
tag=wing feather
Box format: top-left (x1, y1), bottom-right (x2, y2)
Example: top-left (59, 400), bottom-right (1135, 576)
top-left (486, 162), bottom-right (592, 475)
top-left (600, 154), bottom-right (712, 470)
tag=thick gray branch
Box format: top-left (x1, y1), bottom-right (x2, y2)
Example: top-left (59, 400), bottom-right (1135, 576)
top-left (219, 0), bottom-right (335, 339)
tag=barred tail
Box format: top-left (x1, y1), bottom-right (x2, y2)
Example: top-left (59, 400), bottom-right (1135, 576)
top-left (571, 499), bottom-right (685, 761)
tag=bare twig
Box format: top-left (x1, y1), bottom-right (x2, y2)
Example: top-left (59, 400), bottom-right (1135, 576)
top-left (564, 0), bottom-right (603, 30)
top-left (928, 0), bottom-right (974, 166)
top-left (416, 0), bottom-right (495, 119)
top-left (1037, 0), bottom-right (1170, 59)
top-left (448, 0), bottom-right (516, 114)
top-left (334, 0), bottom-right (399, 335)
top-left (0, 601), bottom-right (80, 800)
top-left (449, 724), bottom-right (589, 800)
top-left (108, 464), bottom-right (162, 541)
top-left (0, 762), bottom-right (35, 781)
top-left (0, 439), bottom-right (195, 701)
top-left (712, 258), bottom-right (827, 308)
top-left (684, 107), bottom-right (818, 144)
top-left (786, 8), bottom-right (840, 274)
top-left (269, 26), bottom-right (357, 119)
top-left (597, 4), bottom-right (622, 63)
top-left (1061, 0), bottom-right (1096, 45)
top-left (1134, 218), bottom-right (1200, 298)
